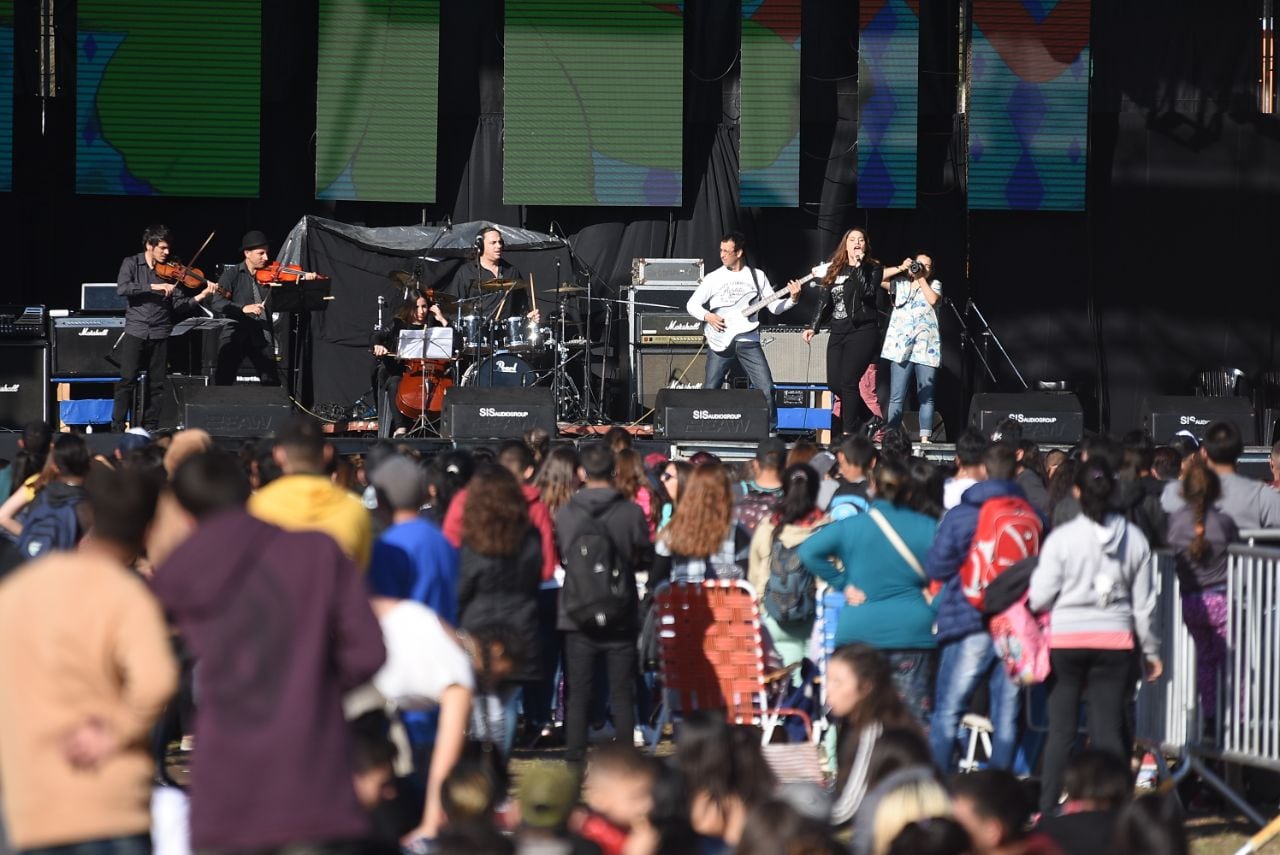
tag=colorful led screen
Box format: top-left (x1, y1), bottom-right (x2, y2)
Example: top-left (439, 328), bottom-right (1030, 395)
top-left (857, 0), bottom-right (920, 209)
top-left (968, 0), bottom-right (1090, 211)
top-left (740, 0), bottom-right (801, 206)
top-left (504, 0), bottom-right (684, 206)
top-left (316, 0), bottom-right (439, 202)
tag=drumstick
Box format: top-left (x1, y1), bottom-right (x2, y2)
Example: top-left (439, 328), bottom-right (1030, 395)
top-left (527, 272), bottom-right (536, 315)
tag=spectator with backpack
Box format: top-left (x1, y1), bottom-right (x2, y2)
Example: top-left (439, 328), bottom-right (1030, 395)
top-left (555, 443), bottom-right (652, 764)
top-left (748, 463), bottom-right (828, 673)
top-left (944, 429), bottom-right (989, 510)
top-left (734, 437), bottom-right (787, 535)
top-left (925, 442), bottom-right (1043, 773)
top-left (1030, 459), bottom-right (1160, 817)
top-left (798, 460), bottom-right (939, 719)
top-left (13, 433), bottom-right (93, 561)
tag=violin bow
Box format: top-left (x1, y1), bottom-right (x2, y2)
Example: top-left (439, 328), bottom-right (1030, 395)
top-left (176, 230), bottom-right (217, 283)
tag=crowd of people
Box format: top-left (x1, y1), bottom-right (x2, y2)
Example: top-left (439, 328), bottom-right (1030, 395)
top-left (0, 414), bottom-right (1277, 855)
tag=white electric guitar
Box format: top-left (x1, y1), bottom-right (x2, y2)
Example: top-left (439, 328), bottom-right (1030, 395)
top-left (703, 262), bottom-right (829, 353)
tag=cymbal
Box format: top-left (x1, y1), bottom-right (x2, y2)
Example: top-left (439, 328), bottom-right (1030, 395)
top-left (388, 270), bottom-right (415, 287)
top-left (546, 284), bottom-right (586, 294)
top-left (479, 278), bottom-right (519, 291)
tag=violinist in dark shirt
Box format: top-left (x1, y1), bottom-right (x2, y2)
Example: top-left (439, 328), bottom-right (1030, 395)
top-left (206, 230), bottom-right (316, 386)
top-left (111, 225), bottom-right (220, 431)
top-left (372, 292), bottom-right (450, 435)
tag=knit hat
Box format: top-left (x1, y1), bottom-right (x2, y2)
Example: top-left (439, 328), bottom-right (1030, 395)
top-left (369, 455), bottom-right (426, 511)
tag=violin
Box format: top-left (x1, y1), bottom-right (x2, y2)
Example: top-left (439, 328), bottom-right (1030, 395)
top-left (154, 260), bottom-right (231, 299)
top-left (254, 260), bottom-right (329, 285)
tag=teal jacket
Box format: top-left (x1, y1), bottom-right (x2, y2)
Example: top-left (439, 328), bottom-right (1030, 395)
top-left (797, 499), bottom-right (939, 650)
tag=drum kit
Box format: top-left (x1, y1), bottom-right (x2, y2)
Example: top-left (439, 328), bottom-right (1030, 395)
top-left (382, 272), bottom-right (593, 435)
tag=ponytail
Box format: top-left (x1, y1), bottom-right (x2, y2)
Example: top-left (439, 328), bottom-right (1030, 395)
top-left (1074, 458), bottom-right (1116, 524)
top-left (1180, 461), bottom-right (1221, 563)
top-left (772, 463), bottom-right (819, 542)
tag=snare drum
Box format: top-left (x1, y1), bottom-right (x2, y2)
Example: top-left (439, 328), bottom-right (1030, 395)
top-left (503, 317), bottom-right (546, 353)
top-left (459, 315), bottom-right (491, 354)
top-left (461, 353), bottom-right (540, 387)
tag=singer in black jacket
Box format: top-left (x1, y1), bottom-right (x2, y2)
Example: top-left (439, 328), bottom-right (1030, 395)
top-left (802, 227), bottom-right (889, 438)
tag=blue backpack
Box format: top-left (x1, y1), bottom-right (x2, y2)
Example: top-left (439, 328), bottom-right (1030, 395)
top-left (16, 490), bottom-right (84, 560)
top-left (827, 492), bottom-right (869, 521)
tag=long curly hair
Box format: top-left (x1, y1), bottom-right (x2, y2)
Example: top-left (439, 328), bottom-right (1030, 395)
top-left (532, 445), bottom-right (580, 515)
top-left (822, 227), bottom-right (877, 287)
top-left (662, 461), bottom-right (734, 558)
top-left (461, 463), bottom-right (530, 557)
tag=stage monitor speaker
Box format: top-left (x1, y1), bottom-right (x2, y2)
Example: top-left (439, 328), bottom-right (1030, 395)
top-left (759, 328), bottom-right (828, 384)
top-left (655, 388), bottom-right (770, 441)
top-left (159, 375), bottom-right (210, 428)
top-left (184, 385), bottom-right (291, 435)
top-left (0, 343), bottom-right (50, 430)
top-left (442, 387), bottom-right (556, 440)
top-left (969, 392), bottom-right (1084, 443)
top-left (1142, 395), bottom-right (1255, 444)
top-left (635, 348), bottom-right (710, 411)
top-left (51, 316), bottom-right (125, 378)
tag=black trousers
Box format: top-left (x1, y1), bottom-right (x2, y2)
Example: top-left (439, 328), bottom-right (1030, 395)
top-left (112, 332), bottom-right (168, 430)
top-left (1039, 647), bottom-right (1138, 815)
top-left (826, 322), bottom-right (881, 435)
top-left (215, 323), bottom-right (279, 386)
top-left (563, 630), bottom-right (637, 763)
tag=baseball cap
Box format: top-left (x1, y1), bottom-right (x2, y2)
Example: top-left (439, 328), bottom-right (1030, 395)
top-left (517, 762), bottom-right (579, 830)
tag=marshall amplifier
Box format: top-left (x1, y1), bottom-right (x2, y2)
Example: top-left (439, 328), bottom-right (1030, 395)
top-left (635, 348), bottom-right (710, 411)
top-left (637, 313), bottom-right (703, 346)
top-left (0, 343), bottom-right (50, 430)
top-left (442, 387), bottom-right (556, 440)
top-left (1142, 395), bottom-right (1255, 443)
top-left (52, 315), bottom-right (126, 378)
top-left (655, 388), bottom-right (770, 441)
top-left (184, 385), bottom-right (291, 435)
top-left (968, 392), bottom-right (1084, 443)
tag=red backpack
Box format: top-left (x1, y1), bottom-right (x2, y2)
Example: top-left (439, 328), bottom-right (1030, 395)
top-left (960, 496), bottom-right (1042, 611)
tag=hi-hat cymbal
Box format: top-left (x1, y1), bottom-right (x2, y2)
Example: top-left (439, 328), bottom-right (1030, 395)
top-left (388, 270), bottom-right (415, 287)
top-left (546, 283), bottom-right (586, 294)
top-left (479, 278), bottom-right (519, 291)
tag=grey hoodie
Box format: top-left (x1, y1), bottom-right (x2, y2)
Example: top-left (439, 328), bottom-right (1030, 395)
top-left (1029, 512), bottom-right (1159, 659)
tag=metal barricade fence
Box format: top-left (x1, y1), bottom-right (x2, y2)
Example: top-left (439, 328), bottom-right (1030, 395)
top-left (1136, 543), bottom-right (1280, 829)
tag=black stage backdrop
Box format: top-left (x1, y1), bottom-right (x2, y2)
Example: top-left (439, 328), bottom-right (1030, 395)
top-left (4, 0), bottom-right (1277, 433)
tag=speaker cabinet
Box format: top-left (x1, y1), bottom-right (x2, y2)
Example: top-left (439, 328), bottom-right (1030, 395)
top-left (442, 387), bottom-right (556, 440)
top-left (969, 392), bottom-right (1084, 443)
top-left (159, 375), bottom-right (210, 428)
top-left (635, 348), bottom-right (711, 411)
top-left (655, 388), bottom-right (770, 441)
top-left (0, 343), bottom-right (50, 430)
top-left (52, 316), bottom-right (126, 378)
top-left (184, 385), bottom-right (291, 435)
top-left (1142, 395), bottom-right (1255, 444)
top-left (759, 328), bottom-right (828, 384)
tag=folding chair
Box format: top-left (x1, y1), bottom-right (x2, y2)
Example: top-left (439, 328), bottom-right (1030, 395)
top-left (651, 580), bottom-right (809, 754)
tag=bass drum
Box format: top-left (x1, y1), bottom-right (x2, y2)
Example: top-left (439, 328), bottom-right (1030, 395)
top-left (461, 353), bottom-right (543, 387)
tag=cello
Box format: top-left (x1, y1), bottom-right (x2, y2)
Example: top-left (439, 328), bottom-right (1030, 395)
top-left (392, 288), bottom-right (454, 419)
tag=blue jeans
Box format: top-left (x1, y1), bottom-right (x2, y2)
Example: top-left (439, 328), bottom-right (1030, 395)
top-left (929, 631), bottom-right (1021, 772)
top-left (23, 834), bottom-right (151, 855)
top-left (886, 360), bottom-right (936, 434)
top-left (703, 338), bottom-right (775, 427)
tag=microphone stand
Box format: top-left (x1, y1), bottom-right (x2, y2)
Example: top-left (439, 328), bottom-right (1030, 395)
top-left (555, 222), bottom-right (608, 424)
top-left (968, 299), bottom-right (1029, 391)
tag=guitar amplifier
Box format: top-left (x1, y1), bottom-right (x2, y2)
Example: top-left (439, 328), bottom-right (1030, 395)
top-left (52, 315), bottom-right (126, 377)
top-left (638, 313), bottom-right (703, 346)
top-left (655, 388), bottom-right (770, 441)
top-left (1142, 395), bottom-right (1255, 443)
top-left (0, 343), bottom-right (50, 430)
top-left (635, 348), bottom-right (709, 411)
top-left (969, 392), bottom-right (1084, 443)
top-left (442, 387), bottom-right (557, 440)
top-left (759, 327), bottom-right (828, 384)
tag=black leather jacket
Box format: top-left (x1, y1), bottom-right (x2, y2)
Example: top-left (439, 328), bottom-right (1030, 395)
top-left (807, 260), bottom-right (886, 331)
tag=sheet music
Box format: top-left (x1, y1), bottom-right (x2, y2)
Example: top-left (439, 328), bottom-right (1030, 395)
top-left (397, 327), bottom-right (455, 360)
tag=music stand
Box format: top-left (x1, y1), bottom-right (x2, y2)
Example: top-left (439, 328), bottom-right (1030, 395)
top-left (263, 281), bottom-right (332, 401)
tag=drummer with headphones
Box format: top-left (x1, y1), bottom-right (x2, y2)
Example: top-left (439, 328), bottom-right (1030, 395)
top-left (446, 225), bottom-right (540, 323)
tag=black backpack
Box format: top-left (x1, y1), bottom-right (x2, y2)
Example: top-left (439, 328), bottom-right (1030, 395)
top-left (762, 535), bottom-right (817, 624)
top-left (561, 504), bottom-right (632, 631)
top-left (16, 488), bottom-right (84, 560)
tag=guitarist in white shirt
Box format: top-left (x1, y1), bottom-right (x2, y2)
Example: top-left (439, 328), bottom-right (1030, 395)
top-left (685, 232), bottom-right (803, 428)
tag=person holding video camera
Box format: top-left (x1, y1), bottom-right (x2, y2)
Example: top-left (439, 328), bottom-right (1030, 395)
top-left (881, 254), bottom-right (943, 442)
